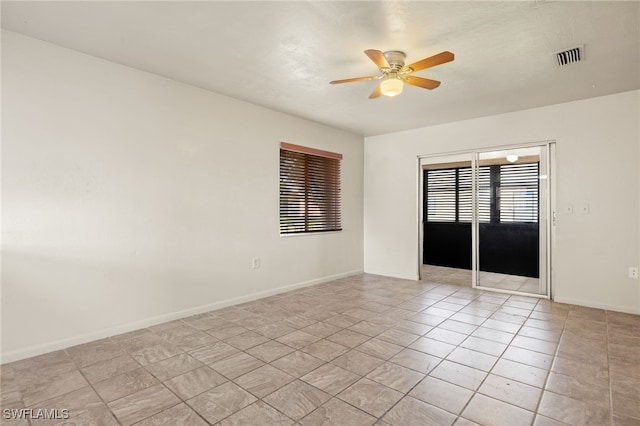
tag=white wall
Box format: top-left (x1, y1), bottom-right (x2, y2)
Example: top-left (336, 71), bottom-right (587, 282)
top-left (365, 90), bottom-right (640, 314)
top-left (1, 31), bottom-right (364, 362)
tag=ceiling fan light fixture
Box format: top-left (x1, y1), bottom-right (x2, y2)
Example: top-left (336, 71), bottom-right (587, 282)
top-left (330, 49), bottom-right (453, 99)
top-left (380, 77), bottom-right (403, 97)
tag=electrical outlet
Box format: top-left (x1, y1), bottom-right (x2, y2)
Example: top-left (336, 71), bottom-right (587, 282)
top-left (252, 257), bottom-right (260, 269)
top-left (629, 267), bottom-right (639, 279)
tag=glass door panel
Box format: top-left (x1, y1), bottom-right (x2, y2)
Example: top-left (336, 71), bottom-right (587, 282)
top-left (475, 146), bottom-right (549, 296)
top-left (419, 153), bottom-right (474, 286)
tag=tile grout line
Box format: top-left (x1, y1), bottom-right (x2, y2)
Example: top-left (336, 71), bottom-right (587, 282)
top-left (64, 341), bottom-right (127, 426)
top-left (451, 291), bottom-right (537, 425)
top-left (605, 310), bottom-right (614, 426)
top-left (529, 299), bottom-right (570, 425)
top-left (132, 325), bottom-right (214, 426)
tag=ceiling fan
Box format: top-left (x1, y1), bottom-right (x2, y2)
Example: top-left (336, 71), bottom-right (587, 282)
top-left (330, 49), bottom-right (454, 99)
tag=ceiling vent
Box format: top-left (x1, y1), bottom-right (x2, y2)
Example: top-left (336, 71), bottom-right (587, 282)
top-left (555, 46), bottom-right (583, 67)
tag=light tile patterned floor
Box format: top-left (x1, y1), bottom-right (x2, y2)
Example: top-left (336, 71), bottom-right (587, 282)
top-left (1, 273), bottom-right (639, 425)
top-left (423, 265), bottom-right (541, 295)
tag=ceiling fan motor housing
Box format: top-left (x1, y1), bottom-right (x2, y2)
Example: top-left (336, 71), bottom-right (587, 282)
top-left (383, 51), bottom-right (406, 71)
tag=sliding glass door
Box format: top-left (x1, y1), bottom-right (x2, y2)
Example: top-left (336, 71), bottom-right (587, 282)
top-left (420, 143), bottom-right (552, 298)
top-left (474, 146), bottom-right (550, 296)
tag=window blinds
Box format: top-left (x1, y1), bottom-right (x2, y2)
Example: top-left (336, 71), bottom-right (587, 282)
top-left (499, 163), bottom-right (539, 223)
top-left (279, 143), bottom-right (342, 234)
top-left (426, 163), bottom-right (536, 224)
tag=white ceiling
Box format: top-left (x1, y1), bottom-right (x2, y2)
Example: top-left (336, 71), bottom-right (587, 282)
top-left (2, 1), bottom-right (639, 136)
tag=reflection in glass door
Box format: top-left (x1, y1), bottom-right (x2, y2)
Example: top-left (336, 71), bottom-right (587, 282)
top-left (474, 146), bottom-right (550, 296)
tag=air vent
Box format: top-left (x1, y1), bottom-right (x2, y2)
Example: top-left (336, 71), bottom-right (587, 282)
top-left (555, 46), bottom-right (583, 66)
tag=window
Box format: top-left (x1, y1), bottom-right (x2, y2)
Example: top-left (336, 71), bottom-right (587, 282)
top-left (498, 162), bottom-right (539, 223)
top-left (425, 162), bottom-right (537, 224)
top-left (279, 142), bottom-right (342, 234)
top-left (425, 166), bottom-right (490, 223)
top-left (476, 166), bottom-right (492, 223)
top-left (425, 168), bottom-right (457, 222)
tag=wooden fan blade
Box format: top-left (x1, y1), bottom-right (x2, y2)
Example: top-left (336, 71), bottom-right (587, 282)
top-left (330, 75), bottom-right (380, 84)
top-left (406, 51), bottom-right (454, 73)
top-left (368, 84), bottom-right (382, 99)
top-left (403, 76), bottom-right (441, 90)
top-left (364, 49), bottom-right (390, 69)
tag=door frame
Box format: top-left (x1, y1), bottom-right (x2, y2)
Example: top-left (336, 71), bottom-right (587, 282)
top-left (417, 141), bottom-right (556, 299)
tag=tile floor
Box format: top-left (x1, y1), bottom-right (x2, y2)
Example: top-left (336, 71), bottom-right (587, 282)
top-left (422, 265), bottom-right (542, 295)
top-left (1, 273), bottom-right (639, 425)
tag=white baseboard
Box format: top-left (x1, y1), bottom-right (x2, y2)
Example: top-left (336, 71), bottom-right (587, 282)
top-left (1, 269), bottom-right (364, 364)
top-left (553, 296), bottom-right (640, 315)
top-left (363, 268), bottom-right (419, 281)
